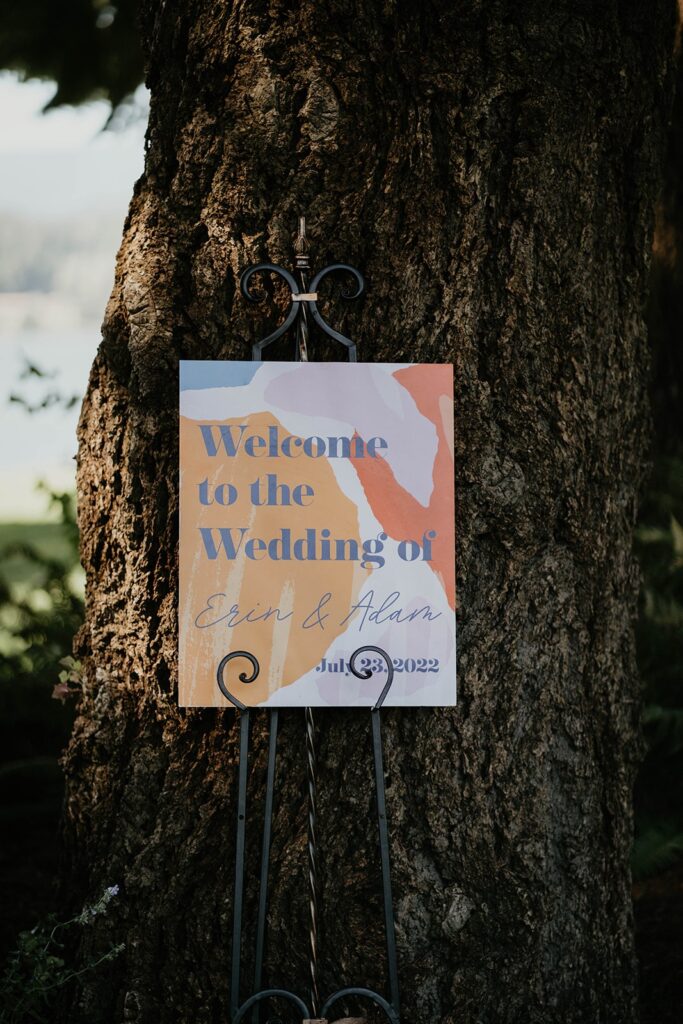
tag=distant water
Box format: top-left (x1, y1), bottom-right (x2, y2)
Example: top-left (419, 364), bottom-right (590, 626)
top-left (0, 326), bottom-right (100, 519)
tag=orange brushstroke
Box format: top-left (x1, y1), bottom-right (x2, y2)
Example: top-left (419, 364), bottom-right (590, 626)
top-left (350, 364), bottom-right (455, 609)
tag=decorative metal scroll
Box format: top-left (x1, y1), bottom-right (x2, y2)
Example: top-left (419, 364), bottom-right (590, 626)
top-left (239, 218), bottom-right (365, 361)
top-left (219, 220), bottom-right (400, 1024)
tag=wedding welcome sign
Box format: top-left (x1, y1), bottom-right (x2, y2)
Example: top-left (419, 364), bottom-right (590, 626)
top-left (178, 361), bottom-right (456, 707)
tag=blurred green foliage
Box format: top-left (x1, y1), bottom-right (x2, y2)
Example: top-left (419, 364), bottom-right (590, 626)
top-left (0, 488), bottom-right (83, 954)
top-left (633, 456), bottom-right (683, 878)
top-left (0, 0), bottom-right (143, 110)
top-left (0, 488), bottom-right (83, 754)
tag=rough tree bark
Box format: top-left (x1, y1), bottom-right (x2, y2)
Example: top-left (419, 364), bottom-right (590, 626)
top-left (63, 2), bottom-right (675, 1022)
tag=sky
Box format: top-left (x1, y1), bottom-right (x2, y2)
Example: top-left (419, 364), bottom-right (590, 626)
top-left (0, 73), bottom-right (147, 218)
top-left (0, 72), bottom-right (147, 520)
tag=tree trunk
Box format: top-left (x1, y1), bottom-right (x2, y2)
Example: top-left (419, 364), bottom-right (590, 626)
top-left (63, 2), bottom-right (675, 1022)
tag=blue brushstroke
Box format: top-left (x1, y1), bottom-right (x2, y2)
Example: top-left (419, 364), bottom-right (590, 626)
top-left (179, 361), bottom-right (262, 391)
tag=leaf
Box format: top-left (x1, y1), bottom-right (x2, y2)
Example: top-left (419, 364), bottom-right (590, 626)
top-left (635, 525), bottom-right (670, 544)
top-left (632, 822), bottom-right (683, 879)
top-left (643, 703), bottom-right (683, 755)
top-left (51, 682), bottom-right (70, 703)
top-left (19, 360), bottom-right (55, 381)
top-left (670, 514), bottom-right (683, 558)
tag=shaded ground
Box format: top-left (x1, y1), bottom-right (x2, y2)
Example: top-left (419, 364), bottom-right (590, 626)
top-left (1, 794), bottom-right (682, 1021)
top-left (634, 864), bottom-right (683, 1024)
top-left (0, 755), bottom-right (64, 954)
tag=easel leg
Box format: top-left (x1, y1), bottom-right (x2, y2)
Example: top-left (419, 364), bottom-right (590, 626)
top-left (306, 705), bottom-right (321, 1017)
top-left (230, 709), bottom-right (251, 1020)
top-left (252, 709), bottom-right (279, 1024)
top-left (371, 709), bottom-right (400, 1017)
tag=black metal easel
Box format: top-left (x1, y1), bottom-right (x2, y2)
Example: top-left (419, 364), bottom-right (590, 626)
top-left (218, 220), bottom-right (400, 1024)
